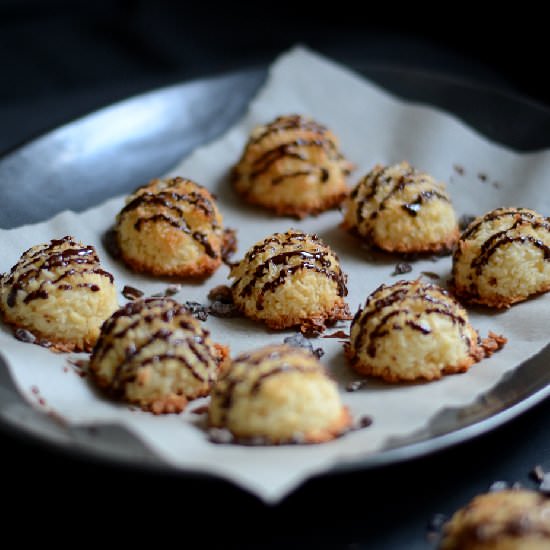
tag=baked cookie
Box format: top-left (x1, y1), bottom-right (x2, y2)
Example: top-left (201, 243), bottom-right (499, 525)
top-left (451, 207), bottom-right (550, 307)
top-left (346, 280), bottom-right (483, 382)
top-left (229, 229), bottom-right (350, 333)
top-left (208, 344), bottom-right (352, 444)
top-left (0, 236), bottom-right (117, 352)
top-left (231, 114), bottom-right (353, 218)
top-left (341, 162), bottom-right (459, 254)
top-left (116, 176), bottom-right (228, 277)
top-left (440, 489), bottom-right (550, 550)
top-left (89, 297), bottom-right (229, 414)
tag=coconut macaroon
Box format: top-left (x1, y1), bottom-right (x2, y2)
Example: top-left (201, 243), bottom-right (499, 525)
top-left (231, 114), bottom-right (353, 218)
top-left (208, 344), bottom-right (352, 444)
top-left (116, 176), bottom-right (229, 278)
top-left (451, 207), bottom-right (550, 308)
top-left (440, 490), bottom-right (550, 550)
top-left (89, 297), bottom-right (229, 414)
top-left (229, 229), bottom-right (350, 333)
top-left (0, 236), bottom-right (117, 352)
top-left (341, 162), bottom-right (459, 254)
top-left (346, 280), bottom-right (484, 382)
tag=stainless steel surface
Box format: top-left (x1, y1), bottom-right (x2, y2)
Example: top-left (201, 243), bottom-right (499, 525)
top-left (0, 66), bottom-right (549, 481)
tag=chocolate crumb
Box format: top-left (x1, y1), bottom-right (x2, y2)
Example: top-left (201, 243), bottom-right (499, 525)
top-left (323, 330), bottom-right (349, 339)
top-left (489, 480), bottom-right (509, 492)
top-left (208, 427), bottom-right (234, 444)
top-left (453, 164), bottom-right (465, 176)
top-left (478, 172), bottom-right (488, 182)
top-left (208, 285), bottom-right (233, 304)
top-left (346, 380), bottom-right (368, 392)
top-left (355, 415), bottom-right (373, 429)
top-left (539, 474), bottom-right (550, 495)
top-left (191, 405), bottom-right (209, 415)
top-left (421, 271), bottom-right (440, 280)
top-left (459, 214), bottom-right (476, 231)
top-left (283, 333), bottom-right (324, 359)
top-left (392, 262), bottom-right (412, 276)
top-left (122, 285), bottom-right (144, 300)
top-left (14, 328), bottom-right (36, 344)
top-left (531, 465), bottom-right (545, 483)
top-left (184, 301), bottom-right (209, 321)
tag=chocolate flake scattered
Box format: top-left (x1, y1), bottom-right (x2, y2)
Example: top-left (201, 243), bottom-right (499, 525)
top-left (392, 262), bottom-right (413, 276)
top-left (453, 164), bottom-right (465, 176)
top-left (489, 480), bottom-right (509, 492)
top-left (540, 474), bottom-right (550, 495)
top-left (191, 405), bottom-right (209, 415)
top-left (122, 285), bottom-right (144, 300)
top-left (283, 333), bottom-right (324, 359)
top-left (459, 214), bottom-right (476, 231)
top-left (346, 380), bottom-right (368, 392)
top-left (184, 301), bottom-right (209, 321)
top-left (478, 172), bottom-right (488, 182)
top-left (421, 271), bottom-right (440, 280)
top-left (14, 328), bottom-right (36, 344)
top-left (208, 427), bottom-right (234, 444)
top-left (531, 465), bottom-right (546, 483)
top-left (323, 330), bottom-right (349, 339)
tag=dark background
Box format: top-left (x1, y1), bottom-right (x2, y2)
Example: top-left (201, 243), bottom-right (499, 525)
top-left (1, 1), bottom-right (550, 547)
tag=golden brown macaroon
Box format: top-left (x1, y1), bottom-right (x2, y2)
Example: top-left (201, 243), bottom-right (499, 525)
top-left (440, 489), bottom-right (550, 550)
top-left (229, 229), bottom-right (350, 333)
top-left (0, 236), bottom-right (118, 352)
top-left (89, 297), bottom-right (229, 414)
top-left (341, 161), bottom-right (459, 254)
top-left (231, 114), bottom-right (353, 218)
top-left (451, 207), bottom-right (550, 308)
top-left (346, 280), bottom-right (484, 382)
top-left (208, 344), bottom-right (352, 444)
top-left (116, 176), bottom-right (229, 278)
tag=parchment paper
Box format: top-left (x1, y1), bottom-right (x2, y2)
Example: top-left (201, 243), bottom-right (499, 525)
top-left (1, 46), bottom-right (549, 503)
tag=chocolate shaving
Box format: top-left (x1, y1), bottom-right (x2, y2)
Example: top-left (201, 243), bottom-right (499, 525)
top-left (164, 284), bottom-right (181, 297)
top-left (354, 415), bottom-right (373, 430)
top-left (392, 263), bottom-right (412, 276)
top-left (323, 330), bottom-right (349, 339)
top-left (420, 271), bottom-right (440, 280)
top-left (122, 285), bottom-right (144, 300)
top-left (184, 301), bottom-right (209, 321)
top-left (283, 333), bottom-right (324, 359)
top-left (478, 172), bottom-right (488, 182)
top-left (459, 214), bottom-right (476, 231)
